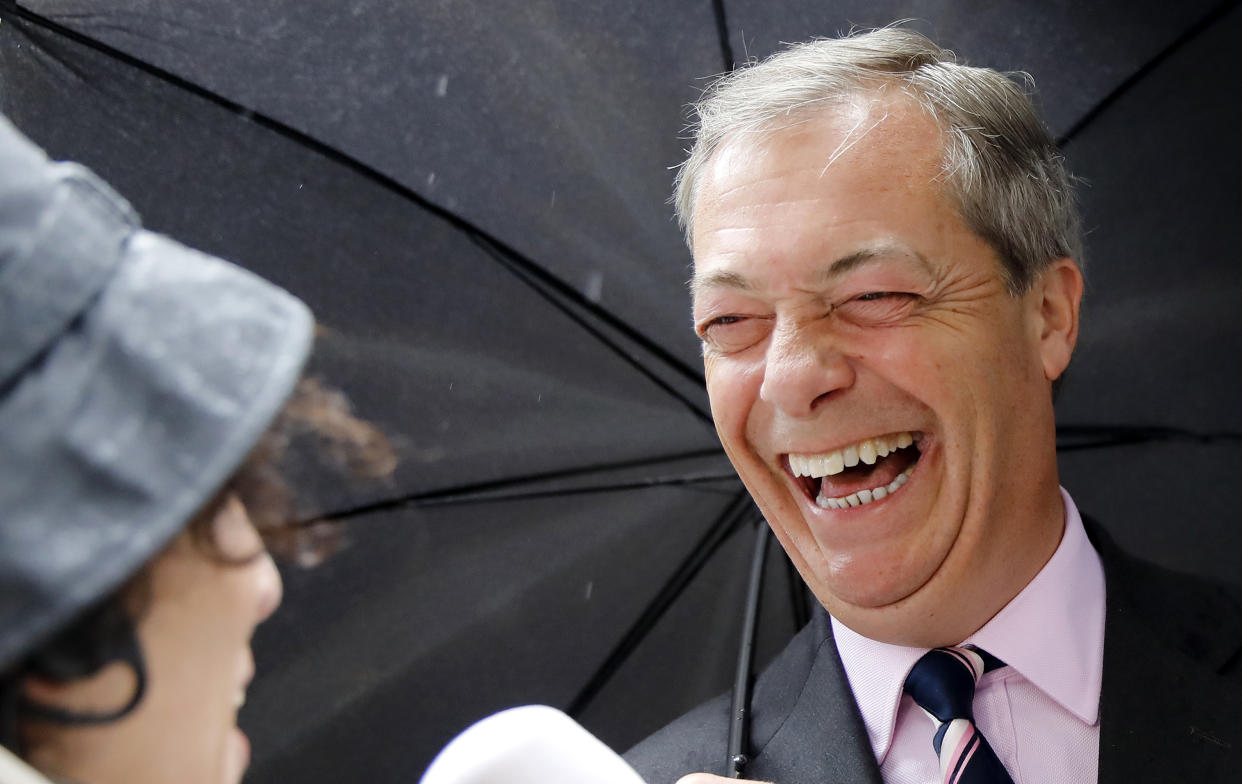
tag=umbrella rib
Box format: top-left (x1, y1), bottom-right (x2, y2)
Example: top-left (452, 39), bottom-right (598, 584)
top-left (1056, 423), bottom-right (1242, 451)
top-left (468, 234), bottom-right (713, 424)
top-left (309, 447), bottom-right (732, 523)
top-left (712, 0), bottom-right (737, 72)
top-left (1057, 0), bottom-right (1242, 145)
top-left (0, 1), bottom-right (710, 392)
top-left (317, 472), bottom-right (743, 522)
top-left (408, 473), bottom-right (742, 508)
top-left (566, 490), bottom-right (757, 719)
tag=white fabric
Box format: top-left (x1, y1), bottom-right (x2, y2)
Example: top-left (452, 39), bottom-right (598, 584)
top-left (0, 746), bottom-right (54, 784)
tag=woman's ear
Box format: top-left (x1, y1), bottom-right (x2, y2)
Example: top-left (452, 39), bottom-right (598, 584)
top-left (21, 661), bottom-right (139, 719)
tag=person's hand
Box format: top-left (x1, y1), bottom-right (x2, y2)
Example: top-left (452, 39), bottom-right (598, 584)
top-left (676, 775), bottom-right (772, 784)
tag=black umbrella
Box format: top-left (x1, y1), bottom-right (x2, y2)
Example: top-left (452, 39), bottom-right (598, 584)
top-left (0, 2), bottom-right (797, 777)
top-left (2, 1), bottom-right (1239, 782)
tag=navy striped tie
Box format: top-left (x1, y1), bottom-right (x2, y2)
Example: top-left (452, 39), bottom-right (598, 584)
top-left (902, 646), bottom-right (1015, 784)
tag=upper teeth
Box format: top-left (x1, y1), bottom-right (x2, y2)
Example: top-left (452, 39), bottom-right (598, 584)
top-left (788, 431), bottom-right (916, 478)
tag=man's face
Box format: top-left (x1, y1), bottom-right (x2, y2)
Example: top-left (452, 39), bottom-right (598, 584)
top-left (691, 98), bottom-right (1076, 645)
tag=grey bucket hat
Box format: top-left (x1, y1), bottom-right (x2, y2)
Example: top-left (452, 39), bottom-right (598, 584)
top-left (0, 114), bottom-right (313, 672)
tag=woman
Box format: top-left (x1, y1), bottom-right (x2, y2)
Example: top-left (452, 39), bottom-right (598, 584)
top-left (0, 114), bottom-right (392, 784)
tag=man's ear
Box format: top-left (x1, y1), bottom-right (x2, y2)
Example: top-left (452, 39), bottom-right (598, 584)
top-left (1033, 258), bottom-right (1083, 382)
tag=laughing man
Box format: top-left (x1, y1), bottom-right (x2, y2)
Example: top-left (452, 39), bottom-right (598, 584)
top-left (625, 27), bottom-right (1242, 784)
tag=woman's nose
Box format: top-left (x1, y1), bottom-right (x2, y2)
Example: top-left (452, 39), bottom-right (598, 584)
top-left (252, 551), bottom-right (283, 625)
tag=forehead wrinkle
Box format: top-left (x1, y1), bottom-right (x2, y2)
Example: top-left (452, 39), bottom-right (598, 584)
top-left (703, 199), bottom-right (828, 235)
top-left (702, 167), bottom-right (820, 210)
top-left (706, 131), bottom-right (861, 208)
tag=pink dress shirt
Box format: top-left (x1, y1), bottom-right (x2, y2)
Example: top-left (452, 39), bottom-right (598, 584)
top-left (832, 488), bottom-right (1105, 783)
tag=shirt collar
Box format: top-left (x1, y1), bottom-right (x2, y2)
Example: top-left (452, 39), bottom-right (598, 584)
top-left (831, 487), bottom-right (1105, 762)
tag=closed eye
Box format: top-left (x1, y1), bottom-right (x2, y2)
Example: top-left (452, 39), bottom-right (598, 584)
top-left (856, 291), bottom-right (908, 301)
top-left (696, 314), bottom-right (771, 353)
top-left (835, 291), bottom-right (921, 326)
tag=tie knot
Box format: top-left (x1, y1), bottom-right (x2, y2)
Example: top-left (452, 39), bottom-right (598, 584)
top-left (903, 646), bottom-right (994, 723)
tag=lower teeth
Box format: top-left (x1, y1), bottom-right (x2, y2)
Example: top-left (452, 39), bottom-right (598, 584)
top-left (816, 463), bottom-right (915, 510)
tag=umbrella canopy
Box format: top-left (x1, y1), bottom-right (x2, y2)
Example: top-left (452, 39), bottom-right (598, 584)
top-left (1, 1), bottom-right (1239, 781)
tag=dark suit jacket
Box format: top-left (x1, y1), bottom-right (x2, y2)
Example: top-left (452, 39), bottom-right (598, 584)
top-left (626, 519), bottom-right (1242, 783)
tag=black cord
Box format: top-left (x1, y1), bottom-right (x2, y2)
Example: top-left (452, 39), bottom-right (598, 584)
top-left (727, 517), bottom-right (769, 778)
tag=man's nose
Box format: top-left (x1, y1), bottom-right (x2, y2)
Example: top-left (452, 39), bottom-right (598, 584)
top-left (758, 322), bottom-right (854, 417)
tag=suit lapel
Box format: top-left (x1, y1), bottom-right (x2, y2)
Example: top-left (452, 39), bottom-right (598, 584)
top-left (749, 610), bottom-right (883, 784)
top-left (735, 518), bottom-right (1242, 784)
top-left (1088, 518), bottom-right (1242, 782)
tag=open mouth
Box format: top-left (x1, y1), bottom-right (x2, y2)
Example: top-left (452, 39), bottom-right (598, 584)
top-left (787, 431), bottom-right (924, 510)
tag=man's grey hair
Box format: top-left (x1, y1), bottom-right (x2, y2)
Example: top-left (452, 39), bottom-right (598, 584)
top-left (674, 27), bottom-right (1082, 293)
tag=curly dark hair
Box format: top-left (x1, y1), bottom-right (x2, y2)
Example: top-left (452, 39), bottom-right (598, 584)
top-left (199, 376), bottom-right (397, 565)
top-left (0, 377), bottom-right (396, 751)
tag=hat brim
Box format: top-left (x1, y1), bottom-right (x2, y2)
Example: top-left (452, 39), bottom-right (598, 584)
top-left (0, 168), bottom-right (312, 671)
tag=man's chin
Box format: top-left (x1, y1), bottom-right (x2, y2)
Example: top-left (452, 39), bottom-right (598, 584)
top-left (805, 552), bottom-right (957, 642)
top-left (821, 598), bottom-right (943, 647)
top-left (815, 566), bottom-right (926, 613)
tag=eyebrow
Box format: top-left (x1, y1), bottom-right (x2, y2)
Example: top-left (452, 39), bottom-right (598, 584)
top-left (690, 244), bottom-right (934, 296)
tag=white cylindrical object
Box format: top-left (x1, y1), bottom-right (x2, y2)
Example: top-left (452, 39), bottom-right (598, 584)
top-left (420, 705), bottom-right (647, 784)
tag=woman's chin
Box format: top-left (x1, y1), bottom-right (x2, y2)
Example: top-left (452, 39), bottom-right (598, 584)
top-left (222, 726), bottom-right (251, 784)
